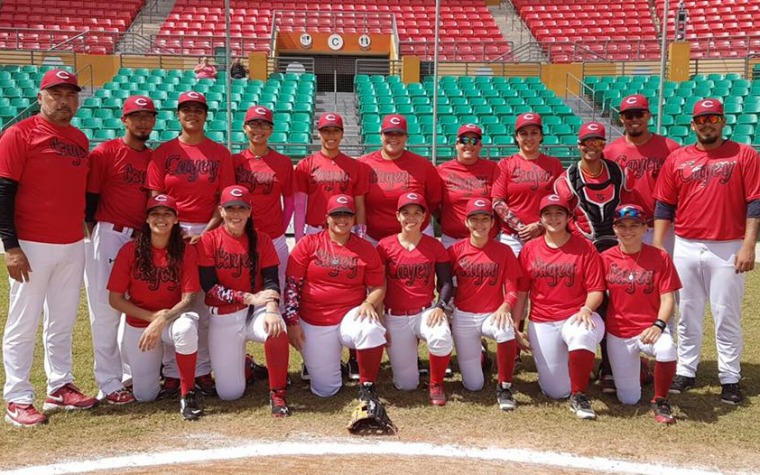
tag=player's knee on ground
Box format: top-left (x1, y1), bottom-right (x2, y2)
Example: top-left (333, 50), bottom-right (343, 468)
top-left (171, 312), bottom-right (199, 355)
top-left (459, 357), bottom-right (485, 392)
top-left (539, 371), bottom-right (571, 400)
top-left (616, 382), bottom-right (642, 405)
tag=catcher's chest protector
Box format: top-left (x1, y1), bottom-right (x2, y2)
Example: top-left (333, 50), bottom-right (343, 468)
top-left (567, 158), bottom-right (624, 241)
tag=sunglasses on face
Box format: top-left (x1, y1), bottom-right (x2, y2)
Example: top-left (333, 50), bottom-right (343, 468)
top-left (615, 206), bottom-right (644, 221)
top-left (621, 110), bottom-right (646, 120)
top-left (458, 137), bottom-right (481, 146)
top-left (580, 139), bottom-right (605, 148)
top-left (693, 115), bottom-right (723, 125)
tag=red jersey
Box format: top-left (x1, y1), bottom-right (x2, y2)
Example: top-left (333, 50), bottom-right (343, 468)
top-left (197, 226), bottom-right (279, 307)
top-left (233, 148), bottom-right (294, 238)
top-left (107, 241), bottom-right (200, 328)
top-left (448, 238), bottom-right (522, 313)
top-left (517, 234), bottom-right (606, 323)
top-left (147, 138), bottom-right (234, 223)
top-left (377, 234), bottom-right (449, 312)
top-left (604, 134), bottom-right (680, 219)
top-left (286, 232), bottom-right (384, 326)
top-left (491, 154), bottom-right (564, 236)
top-left (602, 244), bottom-right (682, 338)
top-left (0, 115), bottom-right (89, 244)
top-left (294, 151), bottom-right (369, 227)
top-left (359, 150), bottom-right (443, 240)
top-left (437, 158), bottom-right (500, 239)
top-left (87, 138), bottom-right (150, 230)
top-left (653, 140), bottom-right (760, 241)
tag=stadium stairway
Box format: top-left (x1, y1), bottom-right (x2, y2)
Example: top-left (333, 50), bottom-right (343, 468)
top-left (563, 94), bottom-right (624, 142)
top-left (488, 1), bottom-right (544, 61)
top-left (314, 91), bottom-right (364, 157)
top-left (116, 0), bottom-right (179, 54)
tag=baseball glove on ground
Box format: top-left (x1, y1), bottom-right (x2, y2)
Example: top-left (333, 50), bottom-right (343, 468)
top-left (347, 397), bottom-right (397, 435)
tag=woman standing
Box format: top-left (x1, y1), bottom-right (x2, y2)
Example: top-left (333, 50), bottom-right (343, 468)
top-left (107, 195), bottom-right (203, 420)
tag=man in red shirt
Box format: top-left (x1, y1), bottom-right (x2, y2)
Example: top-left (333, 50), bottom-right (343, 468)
top-left (0, 69), bottom-right (97, 427)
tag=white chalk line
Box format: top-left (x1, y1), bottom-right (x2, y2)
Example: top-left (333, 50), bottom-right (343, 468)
top-left (0, 439), bottom-right (738, 475)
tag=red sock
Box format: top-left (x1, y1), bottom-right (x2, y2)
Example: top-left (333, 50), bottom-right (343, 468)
top-left (496, 340), bottom-right (517, 385)
top-left (176, 352), bottom-right (197, 396)
top-left (429, 352), bottom-right (451, 386)
top-left (568, 350), bottom-right (595, 394)
top-left (356, 346), bottom-right (384, 384)
top-left (653, 360), bottom-right (677, 400)
top-left (264, 332), bottom-right (290, 390)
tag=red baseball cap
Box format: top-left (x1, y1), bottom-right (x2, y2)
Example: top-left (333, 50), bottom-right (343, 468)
top-left (244, 105), bottom-right (273, 124)
top-left (220, 185), bottom-right (251, 208)
top-left (397, 192), bottom-right (428, 212)
top-left (515, 112), bottom-right (543, 132)
top-left (178, 91), bottom-right (208, 109)
top-left (465, 198), bottom-right (493, 218)
top-left (122, 95), bottom-right (157, 116)
top-left (317, 112), bottom-right (344, 130)
top-left (146, 194), bottom-right (178, 214)
top-left (613, 204), bottom-right (647, 224)
top-left (578, 122), bottom-right (607, 142)
top-left (619, 94), bottom-right (650, 113)
top-left (326, 194), bottom-right (356, 215)
top-left (457, 123), bottom-right (482, 138)
top-left (539, 194), bottom-right (571, 214)
top-left (692, 98), bottom-right (724, 118)
top-left (381, 114), bottom-right (407, 134)
top-left (39, 69), bottom-right (81, 91)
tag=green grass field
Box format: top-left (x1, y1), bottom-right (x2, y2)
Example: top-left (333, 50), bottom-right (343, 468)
top-left (0, 267), bottom-right (759, 473)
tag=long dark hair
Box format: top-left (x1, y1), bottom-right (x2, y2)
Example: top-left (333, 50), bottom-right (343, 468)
top-left (244, 216), bottom-right (259, 291)
top-left (134, 219), bottom-right (185, 281)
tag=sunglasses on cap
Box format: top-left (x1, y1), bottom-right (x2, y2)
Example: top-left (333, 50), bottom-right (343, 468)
top-left (693, 115), bottom-right (723, 125)
top-left (580, 138), bottom-right (606, 148)
top-left (615, 206), bottom-right (644, 221)
top-left (621, 110), bottom-right (647, 120)
top-left (458, 137), bottom-right (481, 146)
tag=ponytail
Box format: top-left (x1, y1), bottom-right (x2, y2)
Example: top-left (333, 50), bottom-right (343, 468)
top-left (245, 217), bottom-right (259, 292)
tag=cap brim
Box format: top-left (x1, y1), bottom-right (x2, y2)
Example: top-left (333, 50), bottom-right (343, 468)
top-left (579, 134), bottom-right (606, 142)
top-left (178, 100), bottom-right (208, 109)
top-left (458, 132), bottom-right (482, 138)
top-left (42, 82), bottom-right (81, 92)
top-left (693, 111), bottom-right (723, 118)
top-left (515, 122), bottom-right (542, 131)
top-left (124, 108), bottom-right (157, 116)
top-left (382, 127), bottom-right (407, 134)
top-left (466, 210), bottom-right (492, 217)
top-left (620, 106), bottom-right (649, 112)
top-left (540, 204), bottom-right (570, 214)
top-left (318, 124), bottom-right (343, 130)
top-left (147, 204), bottom-right (177, 214)
top-left (246, 117), bottom-right (273, 124)
top-left (398, 203), bottom-right (427, 212)
top-left (328, 207), bottom-right (355, 215)
top-left (222, 200), bottom-right (251, 208)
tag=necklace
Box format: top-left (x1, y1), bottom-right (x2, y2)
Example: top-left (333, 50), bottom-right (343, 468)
top-left (328, 233), bottom-right (348, 266)
top-left (622, 246), bottom-right (643, 281)
top-left (580, 162), bottom-right (604, 178)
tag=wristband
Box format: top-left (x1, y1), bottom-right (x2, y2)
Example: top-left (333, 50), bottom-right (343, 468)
top-left (435, 301), bottom-right (447, 310)
top-left (652, 319), bottom-right (667, 331)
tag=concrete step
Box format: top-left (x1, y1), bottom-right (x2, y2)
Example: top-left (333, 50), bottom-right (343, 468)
top-left (488, 1), bottom-right (540, 54)
top-left (116, 0), bottom-right (179, 54)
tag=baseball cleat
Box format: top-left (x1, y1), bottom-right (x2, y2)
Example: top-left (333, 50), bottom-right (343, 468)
top-left (569, 393), bottom-right (596, 420)
top-left (720, 383), bottom-right (743, 405)
top-left (669, 375), bottom-right (696, 394)
top-left (650, 398), bottom-right (676, 425)
top-left (429, 383), bottom-right (446, 406)
top-left (300, 363), bottom-right (311, 381)
top-left (105, 388), bottom-right (135, 405)
top-left (358, 382), bottom-right (378, 402)
top-left (5, 403), bottom-right (48, 428)
top-left (270, 389), bottom-right (291, 417)
top-left (180, 390), bottom-right (204, 421)
top-left (195, 374), bottom-right (217, 397)
top-left (158, 377), bottom-right (180, 400)
top-left (444, 361), bottom-right (454, 379)
top-left (496, 383), bottom-right (516, 411)
top-left (347, 356), bottom-right (360, 382)
top-left (43, 384), bottom-right (98, 412)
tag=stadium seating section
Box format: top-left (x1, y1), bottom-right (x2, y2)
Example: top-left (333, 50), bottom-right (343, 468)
top-left (0, 0), bottom-right (144, 54)
top-left (0, 64), bottom-right (74, 124)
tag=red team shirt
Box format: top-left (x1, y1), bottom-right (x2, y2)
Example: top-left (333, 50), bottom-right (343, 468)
top-left (604, 135), bottom-right (680, 219)
top-left (87, 138), bottom-right (151, 230)
top-left (377, 234), bottom-right (449, 312)
top-left (294, 151), bottom-right (369, 227)
top-left (107, 242), bottom-right (200, 328)
top-left (197, 226), bottom-right (280, 307)
top-left (0, 115), bottom-right (89, 244)
top-left (147, 138), bottom-right (234, 223)
top-left (437, 158), bottom-right (500, 239)
top-left (517, 235), bottom-right (606, 323)
top-left (602, 244), bottom-right (682, 338)
top-left (233, 148), bottom-right (294, 238)
top-left (448, 239), bottom-right (522, 313)
top-left (654, 140), bottom-right (760, 241)
top-left (491, 154), bottom-right (564, 236)
top-left (287, 232), bottom-right (385, 326)
top-left (359, 150), bottom-right (443, 240)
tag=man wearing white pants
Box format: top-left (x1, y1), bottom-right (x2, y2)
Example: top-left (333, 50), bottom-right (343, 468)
top-left (0, 69), bottom-right (97, 427)
top-left (654, 98), bottom-right (760, 404)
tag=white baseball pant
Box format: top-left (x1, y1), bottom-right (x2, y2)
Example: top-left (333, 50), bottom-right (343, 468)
top-left (271, 234), bottom-right (288, 297)
top-left (527, 313), bottom-right (605, 400)
top-left (673, 236), bottom-right (745, 384)
top-left (301, 307), bottom-right (387, 397)
top-left (2, 239), bottom-right (85, 404)
top-left (451, 307), bottom-right (515, 391)
top-left (84, 221), bottom-right (134, 397)
top-left (607, 331), bottom-right (677, 405)
top-left (498, 233), bottom-right (524, 258)
top-left (208, 306), bottom-right (287, 401)
top-left (385, 308), bottom-right (453, 390)
top-left (122, 312), bottom-right (199, 402)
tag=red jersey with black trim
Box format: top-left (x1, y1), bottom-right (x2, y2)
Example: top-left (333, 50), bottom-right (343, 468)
top-left (491, 154), bottom-right (564, 236)
top-left (653, 140), bottom-right (760, 241)
top-left (286, 232), bottom-right (385, 326)
top-left (359, 150), bottom-right (443, 240)
top-left (377, 234), bottom-right (449, 312)
top-left (602, 244), bottom-right (682, 338)
top-left (448, 238), bottom-right (522, 313)
top-left (87, 138), bottom-right (151, 230)
top-left (517, 234), bottom-right (606, 323)
top-left (437, 158), bottom-right (500, 239)
top-left (294, 151), bottom-right (369, 227)
top-left (197, 226), bottom-right (279, 307)
top-left (233, 148), bottom-right (294, 238)
top-left (107, 241), bottom-right (200, 328)
top-left (604, 134), bottom-right (680, 219)
top-left (147, 138), bottom-right (234, 223)
top-left (0, 115), bottom-right (89, 244)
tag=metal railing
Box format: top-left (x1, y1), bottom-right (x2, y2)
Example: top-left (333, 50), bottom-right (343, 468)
top-left (0, 27), bottom-right (124, 54)
top-left (269, 10), bottom-right (394, 34)
top-left (149, 34), bottom-right (271, 55)
top-left (398, 40), bottom-right (514, 62)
